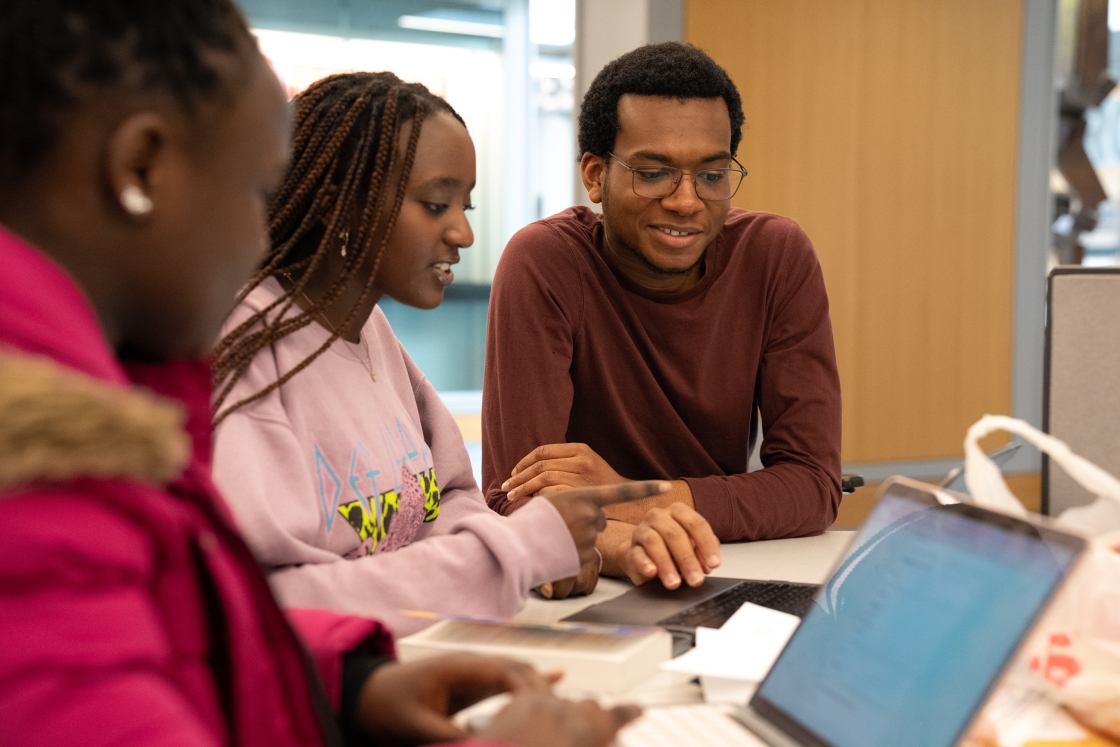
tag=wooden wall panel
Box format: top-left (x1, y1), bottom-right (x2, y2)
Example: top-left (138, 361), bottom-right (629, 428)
top-left (687, 0), bottom-right (1023, 464)
top-left (834, 473), bottom-right (1042, 529)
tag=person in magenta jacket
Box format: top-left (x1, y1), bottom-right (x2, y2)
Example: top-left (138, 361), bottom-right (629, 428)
top-left (0, 2), bottom-right (639, 745)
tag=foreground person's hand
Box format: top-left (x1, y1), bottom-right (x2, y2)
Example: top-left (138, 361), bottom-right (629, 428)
top-left (478, 691), bottom-right (642, 747)
top-left (355, 653), bottom-right (557, 745)
top-left (599, 504), bottom-right (721, 589)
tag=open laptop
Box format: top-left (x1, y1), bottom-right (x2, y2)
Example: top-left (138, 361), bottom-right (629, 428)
top-left (621, 479), bottom-right (1087, 747)
top-left (566, 442), bottom-right (1026, 654)
top-left (566, 575), bottom-right (817, 656)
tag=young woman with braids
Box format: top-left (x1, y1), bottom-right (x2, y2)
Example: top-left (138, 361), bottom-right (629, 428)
top-left (0, 1), bottom-right (654, 744)
top-left (209, 72), bottom-right (640, 636)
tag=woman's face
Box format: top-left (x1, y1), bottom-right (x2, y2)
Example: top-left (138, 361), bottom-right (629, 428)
top-left (370, 111), bottom-right (476, 310)
top-left (141, 55), bottom-right (291, 357)
top-left (0, 49), bottom-right (291, 361)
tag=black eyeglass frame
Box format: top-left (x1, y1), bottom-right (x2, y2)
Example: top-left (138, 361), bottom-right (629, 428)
top-left (608, 152), bottom-right (749, 201)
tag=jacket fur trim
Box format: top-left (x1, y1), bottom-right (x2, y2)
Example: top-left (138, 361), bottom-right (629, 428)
top-left (0, 350), bottom-right (189, 488)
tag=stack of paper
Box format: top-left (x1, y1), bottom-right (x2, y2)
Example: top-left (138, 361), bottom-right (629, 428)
top-left (660, 602), bottom-right (800, 706)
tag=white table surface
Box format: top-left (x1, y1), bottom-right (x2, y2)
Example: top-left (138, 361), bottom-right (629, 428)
top-left (516, 530), bottom-right (855, 624)
top-left (442, 532), bottom-right (860, 713)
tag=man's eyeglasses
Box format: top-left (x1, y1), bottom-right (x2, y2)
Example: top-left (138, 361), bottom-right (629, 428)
top-left (609, 153), bottom-right (748, 201)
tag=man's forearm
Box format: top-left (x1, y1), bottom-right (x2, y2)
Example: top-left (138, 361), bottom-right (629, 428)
top-left (600, 480), bottom-right (693, 525)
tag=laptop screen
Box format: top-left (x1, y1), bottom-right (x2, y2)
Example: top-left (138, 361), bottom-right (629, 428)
top-left (752, 486), bottom-right (1082, 747)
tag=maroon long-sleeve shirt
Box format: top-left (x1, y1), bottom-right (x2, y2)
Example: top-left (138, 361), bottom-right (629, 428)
top-left (482, 207), bottom-right (842, 541)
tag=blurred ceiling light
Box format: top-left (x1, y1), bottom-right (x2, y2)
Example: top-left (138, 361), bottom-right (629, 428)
top-left (1112, 0), bottom-right (1120, 32)
top-left (529, 60), bottom-right (575, 79)
top-left (398, 15), bottom-right (505, 38)
top-left (529, 0), bottom-right (576, 46)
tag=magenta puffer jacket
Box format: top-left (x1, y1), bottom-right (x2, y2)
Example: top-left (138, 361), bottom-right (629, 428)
top-left (0, 225), bottom-right (500, 746)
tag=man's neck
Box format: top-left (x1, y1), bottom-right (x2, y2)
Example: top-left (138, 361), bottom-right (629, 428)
top-left (602, 226), bottom-right (705, 294)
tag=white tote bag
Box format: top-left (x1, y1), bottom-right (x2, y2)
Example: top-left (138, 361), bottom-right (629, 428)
top-left (964, 415), bottom-right (1120, 737)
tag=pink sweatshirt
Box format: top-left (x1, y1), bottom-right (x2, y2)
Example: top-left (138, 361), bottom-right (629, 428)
top-left (213, 278), bottom-right (579, 636)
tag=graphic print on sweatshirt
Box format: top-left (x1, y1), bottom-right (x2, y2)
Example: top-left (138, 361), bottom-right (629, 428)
top-left (313, 417), bottom-right (441, 557)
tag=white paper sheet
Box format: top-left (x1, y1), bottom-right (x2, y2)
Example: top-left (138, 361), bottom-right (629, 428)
top-left (660, 603), bottom-right (800, 689)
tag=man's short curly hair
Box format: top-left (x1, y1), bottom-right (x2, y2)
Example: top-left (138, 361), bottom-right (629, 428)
top-left (578, 42), bottom-right (744, 158)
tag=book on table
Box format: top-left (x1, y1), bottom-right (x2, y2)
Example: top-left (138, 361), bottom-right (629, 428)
top-left (397, 617), bottom-right (672, 694)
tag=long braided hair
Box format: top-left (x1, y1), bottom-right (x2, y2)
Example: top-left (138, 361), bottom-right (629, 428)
top-left (212, 72), bottom-right (464, 423)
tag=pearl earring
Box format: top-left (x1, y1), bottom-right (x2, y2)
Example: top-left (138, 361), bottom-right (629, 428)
top-left (340, 228), bottom-right (350, 258)
top-left (120, 185), bottom-right (153, 216)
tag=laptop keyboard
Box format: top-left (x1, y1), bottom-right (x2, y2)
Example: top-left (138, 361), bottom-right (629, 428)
top-left (657, 581), bottom-right (819, 629)
top-left (617, 705), bottom-right (767, 747)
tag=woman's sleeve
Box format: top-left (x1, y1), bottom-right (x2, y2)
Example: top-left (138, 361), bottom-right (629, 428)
top-left (267, 494), bottom-right (578, 637)
top-left (403, 345), bottom-right (513, 529)
top-left (285, 607), bottom-right (395, 711)
top-left (213, 405), bottom-right (344, 569)
top-left (213, 350), bottom-right (579, 639)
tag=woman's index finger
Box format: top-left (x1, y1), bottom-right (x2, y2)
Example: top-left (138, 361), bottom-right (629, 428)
top-left (560, 481), bottom-right (672, 508)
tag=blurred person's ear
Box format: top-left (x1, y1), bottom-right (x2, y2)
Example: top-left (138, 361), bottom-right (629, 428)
top-left (106, 112), bottom-right (175, 223)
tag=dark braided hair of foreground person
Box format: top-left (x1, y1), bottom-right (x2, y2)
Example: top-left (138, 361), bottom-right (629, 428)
top-left (211, 72), bottom-right (465, 423)
top-left (577, 41), bottom-right (745, 158)
top-left (0, 0), bottom-right (252, 183)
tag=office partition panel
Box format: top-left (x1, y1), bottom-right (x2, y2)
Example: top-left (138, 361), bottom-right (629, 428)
top-left (1044, 268), bottom-right (1120, 515)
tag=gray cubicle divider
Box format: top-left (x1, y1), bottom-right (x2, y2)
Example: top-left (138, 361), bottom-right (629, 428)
top-left (1043, 268), bottom-right (1120, 515)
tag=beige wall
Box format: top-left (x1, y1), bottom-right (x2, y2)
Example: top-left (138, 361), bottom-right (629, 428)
top-left (686, 0), bottom-right (1024, 464)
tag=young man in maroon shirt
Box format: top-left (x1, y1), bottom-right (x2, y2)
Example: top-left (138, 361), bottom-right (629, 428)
top-left (483, 43), bottom-right (842, 599)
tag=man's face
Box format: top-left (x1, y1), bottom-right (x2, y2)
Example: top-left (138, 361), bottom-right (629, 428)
top-left (588, 94), bottom-right (733, 281)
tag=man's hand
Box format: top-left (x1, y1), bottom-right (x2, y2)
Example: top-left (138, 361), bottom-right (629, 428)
top-left (541, 481), bottom-right (671, 570)
top-left (503, 443), bottom-right (626, 501)
top-left (478, 691), bottom-right (642, 747)
top-left (538, 552), bottom-right (600, 600)
top-left (601, 480), bottom-right (696, 525)
top-left (355, 653), bottom-right (559, 745)
top-left (598, 504), bottom-right (721, 589)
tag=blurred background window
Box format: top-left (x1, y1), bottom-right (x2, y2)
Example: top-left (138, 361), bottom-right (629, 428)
top-left (1067, 0), bottom-right (1120, 265)
top-left (1052, 0), bottom-right (1120, 266)
top-left (236, 0), bottom-right (679, 486)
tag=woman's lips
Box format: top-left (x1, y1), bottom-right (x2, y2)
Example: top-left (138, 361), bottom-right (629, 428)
top-left (432, 261), bottom-right (455, 287)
